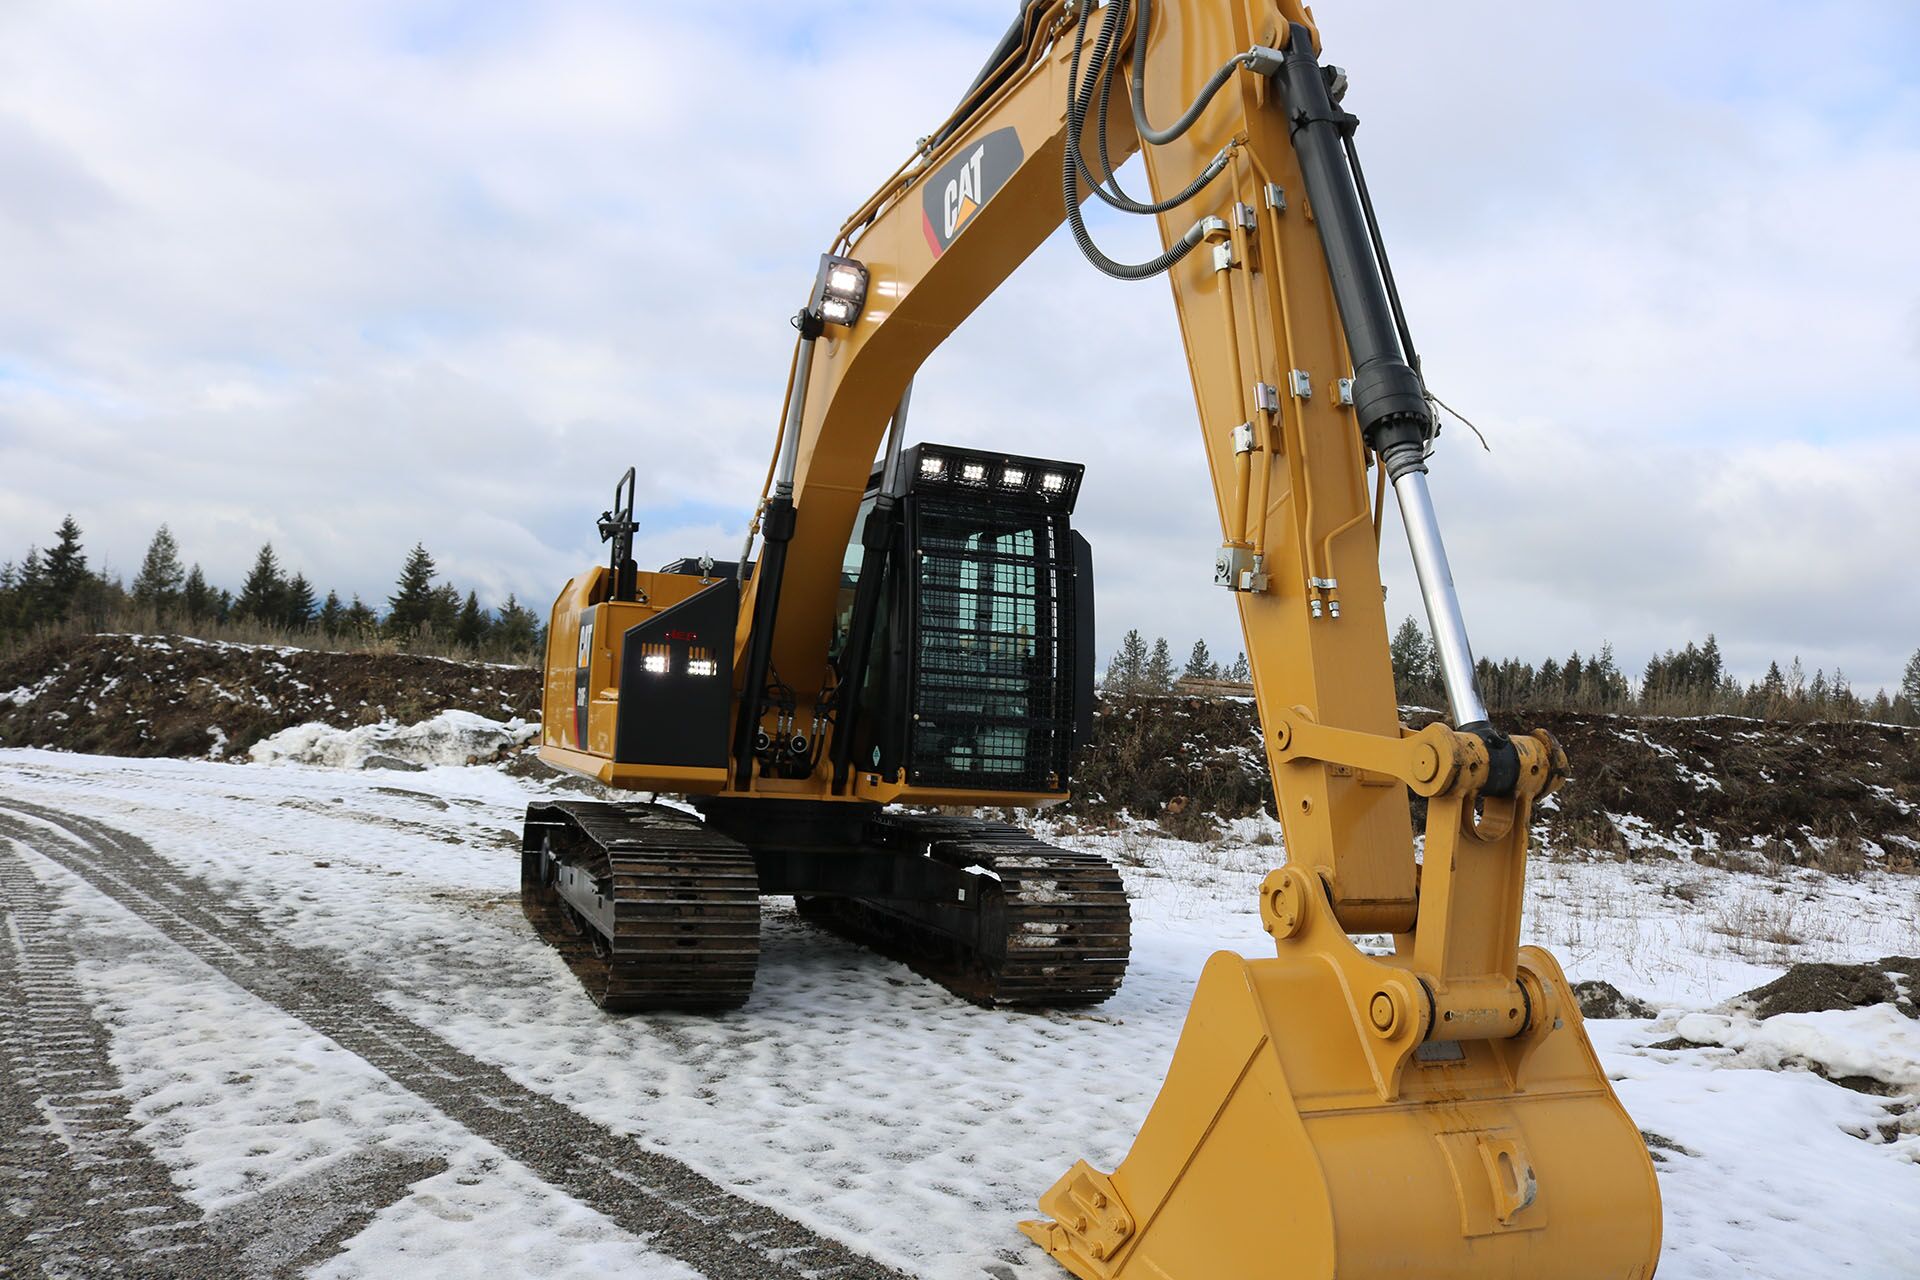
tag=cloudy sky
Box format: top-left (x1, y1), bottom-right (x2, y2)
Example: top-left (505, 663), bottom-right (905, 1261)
top-left (2, 1), bottom-right (1916, 691)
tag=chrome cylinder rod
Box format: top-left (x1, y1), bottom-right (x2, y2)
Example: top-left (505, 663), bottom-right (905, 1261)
top-left (1391, 466), bottom-right (1489, 727)
top-left (773, 334), bottom-right (817, 499)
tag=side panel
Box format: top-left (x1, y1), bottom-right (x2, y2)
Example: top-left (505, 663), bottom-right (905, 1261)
top-left (541, 566), bottom-right (607, 754)
top-left (615, 581), bottom-right (738, 770)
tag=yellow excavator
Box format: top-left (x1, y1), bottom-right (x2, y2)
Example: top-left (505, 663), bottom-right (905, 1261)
top-left (521, 0), bottom-right (1663, 1274)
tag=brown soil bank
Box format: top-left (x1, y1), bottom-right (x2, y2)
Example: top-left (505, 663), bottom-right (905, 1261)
top-left (4, 634), bottom-right (1916, 867)
top-left (0, 633), bottom-right (537, 759)
top-left (1736, 957), bottom-right (1919, 1020)
top-left (1070, 698), bottom-right (1920, 869)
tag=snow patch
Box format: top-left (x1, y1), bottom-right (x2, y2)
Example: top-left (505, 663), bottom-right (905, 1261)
top-left (1674, 1005), bottom-right (1920, 1088)
top-left (247, 711), bottom-right (535, 770)
top-left (2, 673), bottom-right (61, 706)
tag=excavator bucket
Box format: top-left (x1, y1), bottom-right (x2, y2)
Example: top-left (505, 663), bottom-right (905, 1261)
top-left (1020, 893), bottom-right (1662, 1279)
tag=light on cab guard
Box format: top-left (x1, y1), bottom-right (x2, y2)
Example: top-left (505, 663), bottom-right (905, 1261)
top-left (919, 454), bottom-right (946, 479)
top-left (1040, 471), bottom-right (1068, 494)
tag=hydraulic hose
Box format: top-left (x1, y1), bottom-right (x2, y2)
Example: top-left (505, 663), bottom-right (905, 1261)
top-left (1061, 0), bottom-right (1206, 280)
top-left (1076, 0), bottom-right (1231, 215)
top-left (1128, 0), bottom-right (1266, 146)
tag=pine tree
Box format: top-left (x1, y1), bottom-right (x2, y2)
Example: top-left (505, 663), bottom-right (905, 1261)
top-left (455, 591), bottom-right (487, 648)
top-left (1388, 617), bottom-right (1437, 706)
top-left (1226, 652), bottom-right (1250, 683)
top-left (493, 594), bottom-right (541, 655)
top-left (131, 525), bottom-right (185, 614)
top-left (182, 564), bottom-right (216, 621)
top-left (283, 573), bottom-right (316, 629)
top-left (387, 544), bottom-right (438, 635)
top-left (1830, 669), bottom-right (1858, 719)
top-left (1595, 642), bottom-right (1628, 707)
top-left (233, 544), bottom-right (288, 623)
top-left (7, 548), bottom-right (44, 628)
top-left (344, 595), bottom-right (378, 637)
top-left (41, 516), bottom-right (89, 622)
top-left (428, 582), bottom-right (462, 636)
top-left (318, 590), bottom-right (345, 636)
top-left (1182, 638), bottom-right (1217, 681)
top-left (1107, 629), bottom-right (1148, 694)
top-left (1902, 649), bottom-right (1920, 715)
top-left (1144, 636), bottom-right (1177, 694)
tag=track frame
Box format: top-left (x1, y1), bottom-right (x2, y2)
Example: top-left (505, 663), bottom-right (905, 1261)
top-left (524, 798), bottom-right (1131, 1010)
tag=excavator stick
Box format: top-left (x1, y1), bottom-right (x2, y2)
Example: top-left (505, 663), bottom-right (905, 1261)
top-left (1015, 6), bottom-right (1662, 1274)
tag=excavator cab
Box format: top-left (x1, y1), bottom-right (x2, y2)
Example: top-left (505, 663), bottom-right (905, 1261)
top-left (827, 443), bottom-right (1095, 796)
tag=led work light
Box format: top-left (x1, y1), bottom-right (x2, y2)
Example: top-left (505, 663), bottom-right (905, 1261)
top-left (810, 253), bottom-right (870, 328)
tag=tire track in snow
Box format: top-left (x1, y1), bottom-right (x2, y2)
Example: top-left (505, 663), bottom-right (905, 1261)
top-left (0, 848), bottom-right (231, 1279)
top-left (0, 800), bottom-right (911, 1280)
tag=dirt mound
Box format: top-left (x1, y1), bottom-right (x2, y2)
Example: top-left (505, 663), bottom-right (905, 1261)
top-left (0, 633), bottom-right (537, 759)
top-left (5, 634), bottom-right (1917, 868)
top-left (1517, 712), bottom-right (1920, 873)
top-left (1573, 980), bottom-right (1658, 1020)
top-left (1736, 957), bottom-right (1919, 1021)
top-left (1069, 695), bottom-right (1269, 837)
top-left (1079, 695), bottom-right (1919, 866)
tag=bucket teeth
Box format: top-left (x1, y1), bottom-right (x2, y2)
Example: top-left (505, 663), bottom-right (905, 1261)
top-left (1020, 1162), bottom-right (1134, 1276)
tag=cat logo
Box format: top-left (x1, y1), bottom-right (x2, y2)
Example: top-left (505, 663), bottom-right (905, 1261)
top-left (921, 127), bottom-right (1023, 258)
top-left (944, 147), bottom-right (986, 240)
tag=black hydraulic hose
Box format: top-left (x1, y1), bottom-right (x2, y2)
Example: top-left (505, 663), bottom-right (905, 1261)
top-left (1128, 0), bottom-right (1262, 146)
top-left (1342, 131), bottom-right (1421, 377)
top-left (1061, 0), bottom-right (1206, 280)
top-left (1076, 0), bottom-right (1233, 216)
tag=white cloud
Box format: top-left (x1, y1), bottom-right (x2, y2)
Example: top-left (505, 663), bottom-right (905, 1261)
top-left (1, 0), bottom-right (1915, 690)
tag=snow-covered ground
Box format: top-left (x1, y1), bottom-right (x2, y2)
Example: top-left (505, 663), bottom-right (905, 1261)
top-left (3, 733), bottom-right (1917, 1278)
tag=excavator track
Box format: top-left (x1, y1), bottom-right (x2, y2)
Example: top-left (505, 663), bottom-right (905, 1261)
top-left (522, 800), bottom-right (760, 1011)
top-left (799, 814), bottom-right (1131, 1007)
